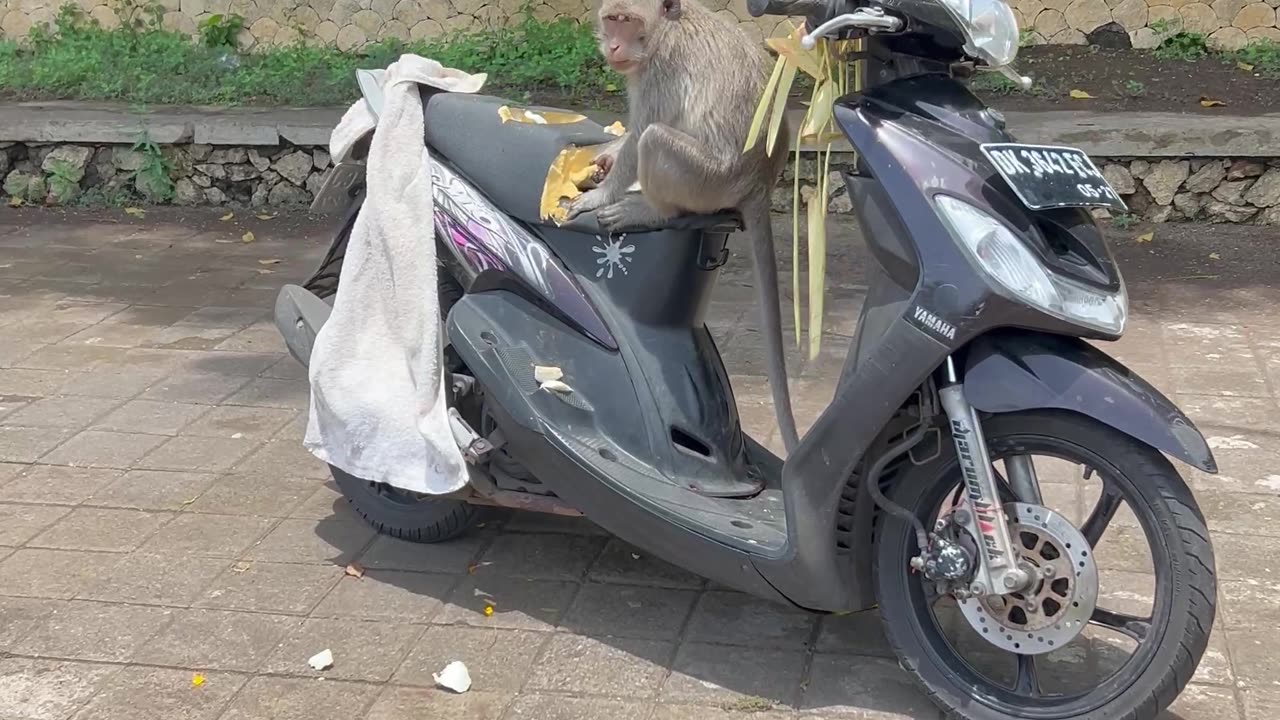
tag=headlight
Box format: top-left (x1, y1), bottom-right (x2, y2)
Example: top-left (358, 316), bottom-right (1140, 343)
top-left (933, 195), bottom-right (1127, 335)
top-left (935, 0), bottom-right (1019, 67)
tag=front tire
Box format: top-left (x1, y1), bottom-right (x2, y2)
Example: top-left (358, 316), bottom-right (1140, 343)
top-left (874, 410), bottom-right (1216, 720)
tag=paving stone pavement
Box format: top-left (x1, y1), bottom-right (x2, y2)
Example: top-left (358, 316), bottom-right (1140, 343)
top-left (0, 208), bottom-right (1278, 720)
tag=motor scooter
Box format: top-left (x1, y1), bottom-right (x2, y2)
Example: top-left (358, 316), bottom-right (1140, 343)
top-left (274, 1), bottom-right (1218, 715)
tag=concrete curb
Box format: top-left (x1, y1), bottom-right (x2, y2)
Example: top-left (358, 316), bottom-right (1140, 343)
top-left (2, 101), bottom-right (1278, 158)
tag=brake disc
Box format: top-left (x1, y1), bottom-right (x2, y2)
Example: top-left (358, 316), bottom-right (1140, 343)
top-left (957, 502), bottom-right (1099, 655)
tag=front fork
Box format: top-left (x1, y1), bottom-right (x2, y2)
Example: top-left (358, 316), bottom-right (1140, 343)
top-left (935, 357), bottom-right (1037, 597)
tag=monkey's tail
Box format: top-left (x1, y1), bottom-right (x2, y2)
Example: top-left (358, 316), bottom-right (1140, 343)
top-left (742, 194), bottom-right (800, 453)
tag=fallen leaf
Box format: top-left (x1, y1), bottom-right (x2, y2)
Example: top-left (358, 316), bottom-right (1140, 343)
top-left (258, 258), bottom-right (282, 266)
top-left (256, 212), bottom-right (277, 220)
top-left (181, 496), bottom-right (199, 506)
top-left (1199, 97), bottom-right (1226, 107)
top-left (1237, 61), bottom-right (1255, 72)
top-left (214, 238), bottom-right (236, 244)
top-left (631, 553), bottom-right (641, 560)
top-left (483, 604), bottom-right (495, 617)
top-left (344, 563), bottom-right (364, 579)
top-left (1209, 252), bottom-right (1221, 259)
top-left (241, 231), bottom-right (255, 243)
top-left (433, 661), bottom-right (472, 693)
top-left (604, 120), bottom-right (625, 136)
top-left (220, 212), bottom-right (234, 221)
top-left (231, 561), bottom-right (252, 573)
top-left (605, 82), bottom-right (618, 92)
top-left (466, 563), bottom-right (478, 575)
top-left (1135, 232), bottom-right (1153, 244)
top-left (1069, 89), bottom-right (1095, 99)
top-left (255, 269), bottom-right (274, 275)
top-left (124, 207), bottom-right (145, 217)
top-left (192, 673), bottom-right (205, 687)
top-left (7, 196), bottom-right (22, 207)
top-left (308, 648), bottom-right (334, 671)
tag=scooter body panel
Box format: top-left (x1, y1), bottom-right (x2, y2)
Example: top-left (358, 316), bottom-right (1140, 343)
top-left (963, 330), bottom-right (1217, 473)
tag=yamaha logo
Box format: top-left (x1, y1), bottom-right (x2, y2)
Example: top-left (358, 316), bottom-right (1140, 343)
top-left (912, 306), bottom-right (956, 341)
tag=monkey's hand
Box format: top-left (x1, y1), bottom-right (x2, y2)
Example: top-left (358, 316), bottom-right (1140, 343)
top-left (597, 194), bottom-right (668, 232)
top-left (590, 154), bottom-right (614, 185)
top-left (581, 144), bottom-right (620, 189)
top-left (563, 187), bottom-right (614, 222)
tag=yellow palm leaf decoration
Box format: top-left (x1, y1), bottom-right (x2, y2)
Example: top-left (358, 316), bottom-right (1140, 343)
top-left (746, 23), bottom-right (860, 361)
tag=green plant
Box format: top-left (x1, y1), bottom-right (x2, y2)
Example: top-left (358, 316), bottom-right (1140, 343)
top-left (131, 132), bottom-right (174, 202)
top-left (198, 14), bottom-right (245, 49)
top-left (1122, 79), bottom-right (1146, 97)
top-left (1112, 213), bottom-right (1139, 229)
top-left (0, 2), bottom-right (614, 107)
top-left (1231, 39), bottom-right (1280, 78)
top-left (1154, 30), bottom-right (1209, 61)
top-left (970, 72), bottom-right (1020, 94)
top-left (1018, 28), bottom-right (1037, 47)
top-left (1149, 17), bottom-right (1180, 35)
top-left (43, 158), bottom-right (80, 203)
top-left (73, 185), bottom-right (136, 207)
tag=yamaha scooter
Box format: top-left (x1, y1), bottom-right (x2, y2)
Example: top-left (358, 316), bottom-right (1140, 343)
top-left (275, 1), bottom-right (1218, 715)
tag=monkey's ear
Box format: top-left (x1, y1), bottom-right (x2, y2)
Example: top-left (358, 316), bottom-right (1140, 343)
top-left (662, 0), bottom-right (682, 19)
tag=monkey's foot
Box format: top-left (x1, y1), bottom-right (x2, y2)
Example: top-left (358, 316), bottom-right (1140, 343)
top-left (598, 194), bottom-right (667, 231)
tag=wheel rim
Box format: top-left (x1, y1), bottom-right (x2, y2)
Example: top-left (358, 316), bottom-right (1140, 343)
top-left (901, 433), bottom-right (1173, 716)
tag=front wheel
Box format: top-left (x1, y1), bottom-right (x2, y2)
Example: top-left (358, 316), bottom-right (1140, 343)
top-left (874, 410), bottom-right (1216, 720)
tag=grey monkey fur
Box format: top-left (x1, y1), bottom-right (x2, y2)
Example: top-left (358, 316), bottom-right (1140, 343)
top-left (569, 0), bottom-right (800, 452)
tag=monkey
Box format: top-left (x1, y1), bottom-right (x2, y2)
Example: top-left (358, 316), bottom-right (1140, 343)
top-left (565, 0), bottom-right (800, 452)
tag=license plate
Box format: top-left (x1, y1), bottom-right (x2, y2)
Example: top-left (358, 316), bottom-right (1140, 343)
top-left (980, 143), bottom-right (1127, 212)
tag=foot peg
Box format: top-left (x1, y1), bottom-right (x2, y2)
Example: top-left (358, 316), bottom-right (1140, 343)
top-left (448, 407), bottom-right (494, 465)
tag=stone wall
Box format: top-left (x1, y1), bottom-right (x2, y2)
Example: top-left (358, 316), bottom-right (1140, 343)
top-left (1, 142), bottom-right (329, 207)
top-left (4, 0), bottom-right (1276, 49)
top-left (1012, 0), bottom-right (1280, 50)
top-left (3, 140), bottom-right (1277, 224)
top-left (0, 0), bottom-right (795, 49)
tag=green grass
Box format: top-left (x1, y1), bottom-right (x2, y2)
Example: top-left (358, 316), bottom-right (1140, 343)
top-left (1232, 39), bottom-right (1280, 78)
top-left (0, 3), bottom-right (616, 107)
top-left (1147, 15), bottom-right (1280, 77)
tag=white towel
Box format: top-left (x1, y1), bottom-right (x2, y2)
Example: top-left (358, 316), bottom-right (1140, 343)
top-left (304, 55), bottom-right (487, 495)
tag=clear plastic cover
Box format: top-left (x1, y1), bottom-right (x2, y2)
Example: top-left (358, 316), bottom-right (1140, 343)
top-left (935, 0), bottom-right (1020, 67)
top-left (934, 195), bottom-right (1127, 335)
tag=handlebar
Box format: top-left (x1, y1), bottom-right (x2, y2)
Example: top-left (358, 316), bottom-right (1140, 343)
top-left (746, 0), bottom-right (831, 18)
top-left (748, 0), bottom-right (904, 46)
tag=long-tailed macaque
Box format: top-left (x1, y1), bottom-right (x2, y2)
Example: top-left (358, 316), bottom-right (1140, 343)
top-left (567, 0), bottom-right (800, 452)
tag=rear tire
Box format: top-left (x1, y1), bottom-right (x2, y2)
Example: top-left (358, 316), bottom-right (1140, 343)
top-left (873, 410), bottom-right (1216, 720)
top-left (328, 259), bottom-right (479, 544)
top-left (331, 465), bottom-right (476, 543)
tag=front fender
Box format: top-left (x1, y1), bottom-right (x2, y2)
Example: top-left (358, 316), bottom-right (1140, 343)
top-left (962, 330), bottom-right (1217, 473)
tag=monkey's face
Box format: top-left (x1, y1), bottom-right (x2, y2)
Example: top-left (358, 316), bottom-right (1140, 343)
top-left (597, 13), bottom-right (651, 75)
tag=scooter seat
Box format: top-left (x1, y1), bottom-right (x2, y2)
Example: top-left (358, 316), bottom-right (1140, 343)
top-left (422, 90), bottom-right (743, 234)
top-left (422, 90), bottom-right (615, 227)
